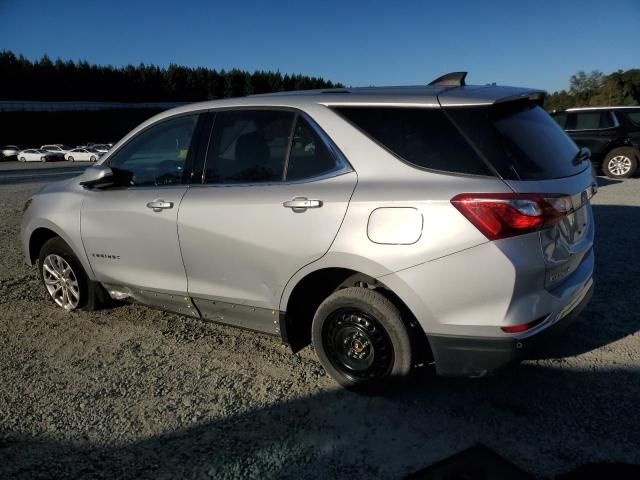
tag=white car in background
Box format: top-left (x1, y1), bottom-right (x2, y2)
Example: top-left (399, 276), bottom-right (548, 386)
top-left (41, 145), bottom-right (72, 159)
top-left (17, 149), bottom-right (60, 162)
top-left (64, 148), bottom-right (100, 162)
top-left (91, 144), bottom-right (111, 154)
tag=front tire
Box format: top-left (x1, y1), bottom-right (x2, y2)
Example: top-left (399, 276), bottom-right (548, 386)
top-left (40, 157), bottom-right (47, 162)
top-left (602, 147), bottom-right (637, 178)
top-left (68, 156), bottom-right (74, 162)
top-left (38, 237), bottom-right (105, 311)
top-left (312, 287), bottom-right (413, 388)
top-left (19, 157), bottom-right (25, 162)
top-left (90, 156), bottom-right (96, 162)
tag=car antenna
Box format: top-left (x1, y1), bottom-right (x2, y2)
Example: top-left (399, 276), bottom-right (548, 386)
top-left (428, 72), bottom-right (467, 87)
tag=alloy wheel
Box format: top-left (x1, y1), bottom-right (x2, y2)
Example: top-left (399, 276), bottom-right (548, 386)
top-left (608, 155), bottom-right (632, 176)
top-left (42, 254), bottom-right (80, 310)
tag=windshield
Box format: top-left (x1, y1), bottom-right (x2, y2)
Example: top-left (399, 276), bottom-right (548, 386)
top-left (447, 102), bottom-right (586, 180)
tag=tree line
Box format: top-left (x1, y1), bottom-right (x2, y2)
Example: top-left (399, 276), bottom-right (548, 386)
top-left (544, 69), bottom-right (640, 111)
top-left (1, 51), bottom-right (638, 109)
top-left (0, 51), bottom-right (343, 102)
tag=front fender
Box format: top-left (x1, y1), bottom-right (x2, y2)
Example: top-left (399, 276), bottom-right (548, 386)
top-left (21, 190), bottom-right (94, 280)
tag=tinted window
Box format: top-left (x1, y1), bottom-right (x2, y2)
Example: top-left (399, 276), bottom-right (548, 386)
top-left (204, 110), bottom-right (294, 184)
top-left (108, 114), bottom-right (198, 186)
top-left (573, 111), bottom-right (614, 130)
top-left (334, 107), bottom-right (491, 176)
top-left (552, 112), bottom-right (568, 129)
top-left (286, 117), bottom-right (341, 181)
top-left (447, 102), bottom-right (584, 180)
top-left (625, 111), bottom-right (640, 127)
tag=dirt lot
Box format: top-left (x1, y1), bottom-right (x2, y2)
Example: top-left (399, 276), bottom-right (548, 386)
top-left (1, 171), bottom-right (639, 479)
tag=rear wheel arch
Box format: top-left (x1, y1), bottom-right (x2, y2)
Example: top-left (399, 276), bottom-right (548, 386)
top-left (283, 267), bottom-right (432, 364)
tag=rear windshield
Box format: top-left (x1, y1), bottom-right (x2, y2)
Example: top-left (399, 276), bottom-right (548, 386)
top-left (447, 102), bottom-right (586, 180)
top-left (333, 107), bottom-right (493, 176)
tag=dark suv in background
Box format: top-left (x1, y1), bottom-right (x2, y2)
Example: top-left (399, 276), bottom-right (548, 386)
top-left (552, 107), bottom-right (640, 178)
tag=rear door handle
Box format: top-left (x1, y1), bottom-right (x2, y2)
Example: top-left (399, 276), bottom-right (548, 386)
top-left (146, 200), bottom-right (174, 212)
top-left (283, 197), bottom-right (323, 212)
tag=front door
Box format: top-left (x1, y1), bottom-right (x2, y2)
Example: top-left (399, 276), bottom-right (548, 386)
top-left (81, 113), bottom-right (201, 295)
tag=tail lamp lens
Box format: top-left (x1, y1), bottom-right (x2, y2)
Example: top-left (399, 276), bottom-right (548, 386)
top-left (501, 317), bottom-right (545, 333)
top-left (451, 193), bottom-right (570, 241)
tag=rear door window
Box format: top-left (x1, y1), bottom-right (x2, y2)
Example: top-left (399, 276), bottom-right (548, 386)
top-left (572, 111), bottom-right (615, 130)
top-left (333, 107), bottom-right (493, 176)
top-left (204, 110), bottom-right (295, 184)
top-left (447, 102), bottom-right (585, 180)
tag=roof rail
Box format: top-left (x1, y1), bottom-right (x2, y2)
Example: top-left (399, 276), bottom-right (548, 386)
top-left (428, 72), bottom-right (467, 87)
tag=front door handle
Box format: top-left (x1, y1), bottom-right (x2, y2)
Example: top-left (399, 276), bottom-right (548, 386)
top-left (146, 200), bottom-right (174, 212)
top-left (283, 197), bottom-right (323, 212)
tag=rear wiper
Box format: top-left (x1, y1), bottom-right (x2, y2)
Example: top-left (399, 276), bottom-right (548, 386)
top-left (572, 147), bottom-right (591, 166)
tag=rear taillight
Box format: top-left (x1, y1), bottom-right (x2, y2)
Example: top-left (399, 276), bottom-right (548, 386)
top-left (501, 316), bottom-right (545, 333)
top-left (451, 193), bottom-right (572, 241)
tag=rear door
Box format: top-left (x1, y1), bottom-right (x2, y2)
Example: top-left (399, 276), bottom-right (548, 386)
top-left (447, 102), bottom-right (597, 290)
top-left (178, 109), bottom-right (356, 317)
top-left (565, 110), bottom-right (617, 159)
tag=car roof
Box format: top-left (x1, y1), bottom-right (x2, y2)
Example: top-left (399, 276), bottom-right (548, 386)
top-left (156, 84), bottom-right (545, 119)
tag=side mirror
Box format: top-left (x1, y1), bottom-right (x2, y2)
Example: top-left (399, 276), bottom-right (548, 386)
top-left (78, 164), bottom-right (115, 189)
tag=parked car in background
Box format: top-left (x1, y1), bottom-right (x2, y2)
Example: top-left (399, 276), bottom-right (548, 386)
top-left (41, 145), bottom-right (73, 159)
top-left (21, 73), bottom-right (596, 388)
top-left (1, 145), bottom-right (26, 160)
top-left (65, 148), bottom-right (101, 162)
top-left (551, 106), bottom-right (640, 178)
top-left (77, 143), bottom-right (99, 149)
top-left (91, 144), bottom-right (111, 154)
top-left (17, 149), bottom-right (59, 162)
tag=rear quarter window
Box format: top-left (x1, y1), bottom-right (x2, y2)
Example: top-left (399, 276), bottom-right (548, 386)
top-left (624, 111), bottom-right (640, 127)
top-left (332, 106), bottom-right (493, 176)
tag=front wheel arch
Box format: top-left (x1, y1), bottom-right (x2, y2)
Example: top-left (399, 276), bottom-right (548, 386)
top-left (28, 227), bottom-right (59, 265)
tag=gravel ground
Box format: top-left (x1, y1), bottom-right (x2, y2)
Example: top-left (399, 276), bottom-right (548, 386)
top-left (0, 175), bottom-right (639, 479)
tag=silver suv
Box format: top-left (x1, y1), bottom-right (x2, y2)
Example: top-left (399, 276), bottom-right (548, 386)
top-left (21, 73), bottom-right (596, 388)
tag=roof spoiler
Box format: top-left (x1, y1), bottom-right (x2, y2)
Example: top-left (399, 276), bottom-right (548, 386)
top-left (428, 72), bottom-right (467, 87)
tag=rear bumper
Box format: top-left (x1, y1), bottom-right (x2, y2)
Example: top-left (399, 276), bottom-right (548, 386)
top-left (428, 282), bottom-right (594, 377)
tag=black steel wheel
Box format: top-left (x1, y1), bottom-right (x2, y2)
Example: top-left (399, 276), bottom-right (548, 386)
top-left (312, 287), bottom-right (413, 388)
top-left (322, 308), bottom-right (394, 381)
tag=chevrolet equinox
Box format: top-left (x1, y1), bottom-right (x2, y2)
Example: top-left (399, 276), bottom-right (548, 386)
top-left (21, 72), bottom-right (596, 387)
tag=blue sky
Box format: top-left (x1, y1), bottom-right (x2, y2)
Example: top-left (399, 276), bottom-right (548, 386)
top-left (1, 0), bottom-right (638, 92)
